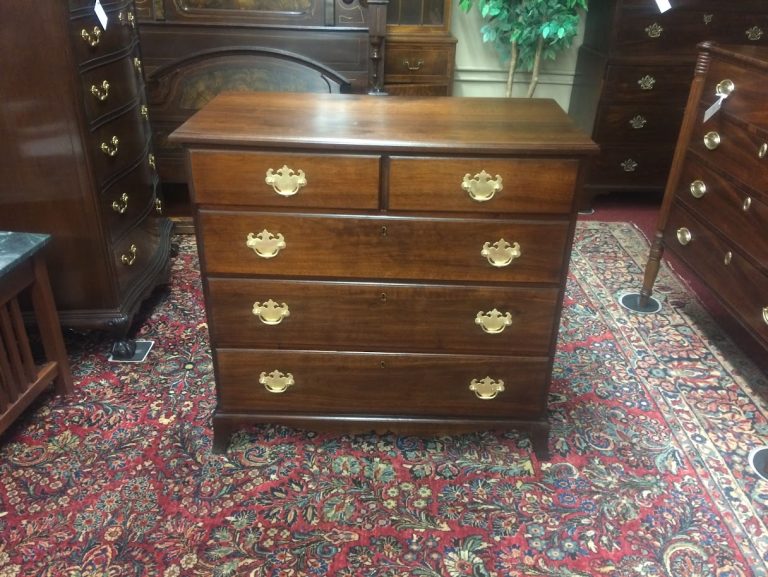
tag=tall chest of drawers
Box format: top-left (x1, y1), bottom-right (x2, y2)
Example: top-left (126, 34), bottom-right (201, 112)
top-left (640, 43), bottom-right (768, 352)
top-left (171, 93), bottom-right (597, 459)
top-left (0, 0), bottom-right (172, 338)
top-left (568, 0), bottom-right (768, 211)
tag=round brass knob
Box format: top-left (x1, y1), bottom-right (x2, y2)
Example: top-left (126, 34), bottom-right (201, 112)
top-left (723, 251), bottom-right (732, 266)
top-left (759, 143), bottom-right (767, 159)
top-left (763, 306), bottom-right (768, 326)
top-left (690, 180), bottom-right (707, 199)
top-left (715, 79), bottom-right (735, 97)
top-left (743, 196), bottom-right (752, 212)
top-left (703, 131), bottom-right (721, 150)
top-left (676, 227), bottom-right (692, 246)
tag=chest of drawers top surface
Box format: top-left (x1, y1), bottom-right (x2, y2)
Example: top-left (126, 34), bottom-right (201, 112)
top-left (169, 92), bottom-right (597, 156)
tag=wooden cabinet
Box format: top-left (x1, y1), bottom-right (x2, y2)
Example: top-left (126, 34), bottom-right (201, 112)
top-left (385, 0), bottom-right (457, 95)
top-left (568, 0), bottom-right (768, 210)
top-left (0, 0), bottom-right (172, 337)
top-left (170, 92), bottom-right (597, 459)
top-left (640, 43), bottom-right (768, 352)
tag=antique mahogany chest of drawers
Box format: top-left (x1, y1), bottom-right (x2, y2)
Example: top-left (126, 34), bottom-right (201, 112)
top-left (0, 0), bottom-right (172, 339)
top-left (568, 0), bottom-right (768, 210)
top-left (171, 93), bottom-right (597, 459)
top-left (640, 43), bottom-right (768, 352)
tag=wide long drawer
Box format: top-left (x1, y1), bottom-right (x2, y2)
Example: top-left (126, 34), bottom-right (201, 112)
top-left (215, 348), bottom-right (550, 419)
top-left (206, 278), bottom-right (560, 355)
top-left (665, 203), bottom-right (768, 347)
top-left (676, 154), bottom-right (768, 267)
top-left (388, 157), bottom-right (578, 214)
top-left (198, 211), bottom-right (571, 283)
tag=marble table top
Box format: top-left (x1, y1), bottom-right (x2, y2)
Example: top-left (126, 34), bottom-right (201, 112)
top-left (0, 231), bottom-right (51, 278)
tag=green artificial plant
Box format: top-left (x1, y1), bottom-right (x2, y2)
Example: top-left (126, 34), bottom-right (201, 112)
top-left (459, 0), bottom-right (588, 97)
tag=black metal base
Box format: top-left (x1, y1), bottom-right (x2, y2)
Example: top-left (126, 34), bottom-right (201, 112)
top-left (619, 292), bottom-right (662, 314)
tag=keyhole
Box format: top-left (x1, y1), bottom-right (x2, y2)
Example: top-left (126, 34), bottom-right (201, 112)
top-left (380, 360), bottom-right (386, 368)
top-left (381, 225), bottom-right (388, 237)
top-left (380, 292), bottom-right (387, 303)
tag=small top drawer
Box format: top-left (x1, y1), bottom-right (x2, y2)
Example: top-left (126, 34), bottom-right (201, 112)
top-left (388, 157), bottom-right (578, 214)
top-left (701, 57), bottom-right (768, 126)
top-left (384, 39), bottom-right (454, 82)
top-left (70, 3), bottom-right (138, 68)
top-left (189, 150), bottom-right (380, 209)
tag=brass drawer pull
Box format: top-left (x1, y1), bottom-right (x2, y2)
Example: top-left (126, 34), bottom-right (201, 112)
top-left (133, 57), bottom-right (143, 75)
top-left (140, 105), bottom-right (149, 120)
top-left (252, 299), bottom-right (290, 325)
top-left (120, 244), bottom-right (137, 266)
top-left (645, 23), bottom-right (663, 38)
top-left (90, 80), bottom-right (110, 101)
top-left (246, 229), bottom-right (286, 259)
top-left (462, 170), bottom-right (503, 202)
top-left (763, 306), bottom-right (768, 326)
top-left (637, 75), bottom-right (656, 90)
top-left (481, 239), bottom-right (521, 267)
top-left (703, 14), bottom-right (713, 25)
top-left (148, 153), bottom-right (156, 170)
top-left (403, 59), bottom-right (424, 71)
top-left (469, 377), bottom-right (505, 400)
top-left (621, 158), bottom-right (638, 172)
top-left (759, 143), bottom-right (767, 159)
top-left (112, 192), bottom-right (129, 214)
top-left (746, 26), bottom-right (764, 41)
top-left (742, 196), bottom-right (752, 212)
top-left (265, 164), bottom-right (307, 197)
top-left (100, 136), bottom-right (119, 157)
top-left (723, 251), bottom-right (732, 266)
top-left (119, 10), bottom-right (136, 29)
top-left (475, 309), bottom-right (513, 334)
top-left (703, 131), bottom-right (720, 150)
top-left (690, 180), bottom-right (706, 198)
top-left (716, 79), bottom-right (735, 97)
top-left (676, 227), bottom-right (692, 246)
top-left (80, 26), bottom-right (102, 47)
top-left (629, 115), bottom-right (647, 129)
top-left (260, 370), bottom-right (294, 393)
top-left (154, 198), bottom-right (163, 214)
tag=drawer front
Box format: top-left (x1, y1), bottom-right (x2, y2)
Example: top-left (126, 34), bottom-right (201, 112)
top-left (701, 57), bottom-right (768, 125)
top-left (711, 13), bottom-right (768, 46)
top-left (189, 150), bottom-right (380, 209)
top-left (81, 50), bottom-right (143, 125)
top-left (384, 43), bottom-right (453, 82)
top-left (677, 155), bottom-right (768, 267)
top-left (603, 66), bottom-right (693, 103)
top-left (198, 211), bottom-right (570, 284)
top-left (612, 8), bottom-right (718, 57)
top-left (206, 278), bottom-right (560, 355)
top-left (114, 214), bottom-right (165, 298)
top-left (70, 3), bottom-right (138, 67)
top-left (593, 104), bottom-right (684, 144)
top-left (90, 105), bottom-right (152, 185)
top-left (665, 204), bottom-right (768, 346)
top-left (587, 145), bottom-right (674, 188)
top-left (101, 152), bottom-right (159, 242)
top-left (690, 117), bottom-right (768, 196)
top-left (215, 349), bottom-right (550, 419)
top-left (388, 157), bottom-right (578, 214)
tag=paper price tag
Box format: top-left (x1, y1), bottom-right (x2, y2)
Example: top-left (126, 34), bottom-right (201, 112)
top-left (655, 0), bottom-right (672, 13)
top-left (94, 0), bottom-right (108, 29)
top-left (703, 95), bottom-right (725, 123)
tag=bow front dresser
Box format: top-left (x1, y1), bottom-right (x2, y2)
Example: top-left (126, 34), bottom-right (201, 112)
top-left (171, 93), bottom-right (597, 459)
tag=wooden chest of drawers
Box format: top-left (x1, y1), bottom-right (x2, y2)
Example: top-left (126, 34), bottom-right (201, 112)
top-left (170, 93), bottom-right (597, 459)
top-left (568, 0), bottom-right (768, 210)
top-left (641, 43), bottom-right (768, 351)
top-left (0, 0), bottom-right (172, 338)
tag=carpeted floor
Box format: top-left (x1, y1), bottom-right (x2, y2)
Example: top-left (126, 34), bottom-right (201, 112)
top-left (1, 221), bottom-right (766, 576)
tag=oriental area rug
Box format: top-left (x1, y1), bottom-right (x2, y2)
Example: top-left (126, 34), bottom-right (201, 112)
top-left (0, 221), bottom-right (766, 577)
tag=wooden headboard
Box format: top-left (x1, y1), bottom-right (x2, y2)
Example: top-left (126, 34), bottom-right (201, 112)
top-left (136, 0), bottom-right (386, 186)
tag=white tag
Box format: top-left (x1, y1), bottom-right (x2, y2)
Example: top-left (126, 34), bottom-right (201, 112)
top-left (94, 0), bottom-right (108, 29)
top-left (703, 95), bottom-right (725, 123)
top-left (655, 0), bottom-right (672, 13)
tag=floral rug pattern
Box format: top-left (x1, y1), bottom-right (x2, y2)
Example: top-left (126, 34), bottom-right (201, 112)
top-left (0, 222), bottom-right (766, 577)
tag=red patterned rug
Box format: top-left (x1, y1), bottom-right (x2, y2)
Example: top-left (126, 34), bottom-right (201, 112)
top-left (1, 221), bottom-right (766, 577)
